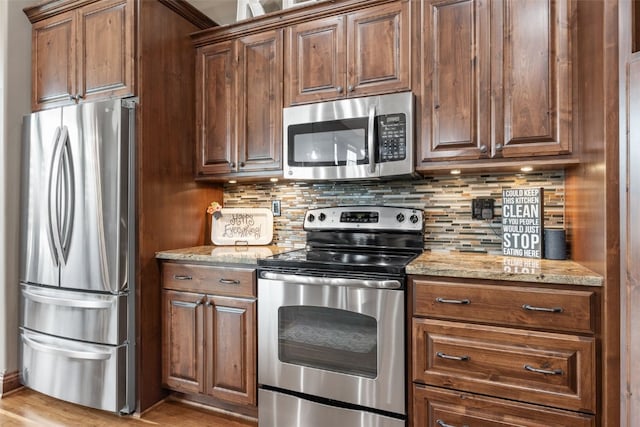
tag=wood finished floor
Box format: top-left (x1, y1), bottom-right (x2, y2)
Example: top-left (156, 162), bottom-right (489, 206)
top-left (0, 388), bottom-right (257, 426)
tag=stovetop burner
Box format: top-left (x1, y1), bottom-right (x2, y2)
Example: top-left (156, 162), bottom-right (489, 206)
top-left (259, 247), bottom-right (420, 275)
top-left (259, 206), bottom-right (424, 276)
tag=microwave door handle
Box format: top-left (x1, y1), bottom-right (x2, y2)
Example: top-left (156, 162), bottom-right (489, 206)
top-left (368, 104), bottom-right (376, 174)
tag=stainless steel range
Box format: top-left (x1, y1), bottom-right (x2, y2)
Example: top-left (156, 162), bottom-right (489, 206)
top-left (257, 206), bottom-right (424, 427)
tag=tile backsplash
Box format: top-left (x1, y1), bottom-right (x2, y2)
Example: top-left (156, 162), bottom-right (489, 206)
top-left (223, 170), bottom-right (565, 255)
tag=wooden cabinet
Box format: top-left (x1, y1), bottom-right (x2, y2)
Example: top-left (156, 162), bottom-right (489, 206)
top-left (285, 0), bottom-right (410, 105)
top-left (161, 262), bottom-right (257, 408)
top-left (413, 385), bottom-right (595, 427)
top-left (416, 0), bottom-right (575, 168)
top-left (410, 277), bottom-right (599, 424)
top-left (30, 0), bottom-right (134, 111)
top-left (163, 290), bottom-right (206, 394)
top-left (195, 30), bottom-right (282, 181)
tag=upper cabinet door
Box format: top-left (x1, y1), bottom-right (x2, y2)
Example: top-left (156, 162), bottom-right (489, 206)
top-left (285, 16), bottom-right (346, 105)
top-left (237, 30), bottom-right (283, 174)
top-left (77, 0), bottom-right (135, 103)
top-left (195, 40), bottom-right (237, 177)
top-left (284, 1), bottom-right (411, 106)
top-left (494, 0), bottom-right (573, 157)
top-left (347, 1), bottom-right (411, 98)
top-left (418, 0), bottom-right (490, 162)
top-left (29, 0), bottom-right (135, 111)
top-left (32, 11), bottom-right (77, 111)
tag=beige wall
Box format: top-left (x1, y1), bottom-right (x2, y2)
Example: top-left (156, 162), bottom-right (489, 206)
top-left (0, 0), bottom-right (31, 375)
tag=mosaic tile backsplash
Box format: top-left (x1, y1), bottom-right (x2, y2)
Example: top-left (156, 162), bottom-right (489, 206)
top-left (223, 171), bottom-right (565, 255)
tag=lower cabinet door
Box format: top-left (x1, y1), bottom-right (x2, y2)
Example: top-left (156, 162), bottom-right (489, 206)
top-left (413, 385), bottom-right (595, 427)
top-left (162, 289), bottom-right (205, 394)
top-left (204, 295), bottom-right (256, 406)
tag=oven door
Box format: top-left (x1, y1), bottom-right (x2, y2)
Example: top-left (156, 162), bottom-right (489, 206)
top-left (258, 273), bottom-right (405, 415)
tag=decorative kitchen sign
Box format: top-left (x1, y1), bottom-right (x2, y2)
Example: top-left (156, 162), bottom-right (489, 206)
top-left (501, 187), bottom-right (544, 258)
top-left (212, 208), bottom-right (274, 246)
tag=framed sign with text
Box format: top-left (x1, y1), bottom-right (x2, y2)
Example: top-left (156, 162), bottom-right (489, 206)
top-left (501, 187), bottom-right (544, 258)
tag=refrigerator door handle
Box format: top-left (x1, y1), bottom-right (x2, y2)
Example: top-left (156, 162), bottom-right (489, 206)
top-left (59, 126), bottom-right (75, 261)
top-left (22, 334), bottom-right (112, 361)
top-left (49, 126), bottom-right (68, 266)
top-left (22, 288), bottom-right (113, 309)
top-left (46, 126), bottom-right (63, 267)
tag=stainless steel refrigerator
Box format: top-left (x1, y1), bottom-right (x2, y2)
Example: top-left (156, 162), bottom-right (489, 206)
top-left (19, 98), bottom-right (136, 414)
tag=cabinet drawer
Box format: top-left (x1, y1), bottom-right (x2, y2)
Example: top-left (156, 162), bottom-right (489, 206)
top-left (412, 318), bottom-right (596, 413)
top-left (413, 279), bottom-right (595, 334)
top-left (162, 263), bottom-right (255, 298)
top-left (413, 384), bottom-right (595, 427)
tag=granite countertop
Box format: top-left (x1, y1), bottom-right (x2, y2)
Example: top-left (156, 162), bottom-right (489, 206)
top-left (155, 245), bottom-right (293, 265)
top-left (156, 246), bottom-right (603, 287)
top-left (406, 251), bottom-right (603, 286)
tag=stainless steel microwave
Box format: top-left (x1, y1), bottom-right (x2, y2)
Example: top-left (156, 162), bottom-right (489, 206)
top-left (283, 91), bottom-right (414, 180)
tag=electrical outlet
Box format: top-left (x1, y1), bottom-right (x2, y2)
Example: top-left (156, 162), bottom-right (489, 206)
top-left (472, 198), bottom-right (495, 220)
top-left (272, 200), bottom-right (281, 217)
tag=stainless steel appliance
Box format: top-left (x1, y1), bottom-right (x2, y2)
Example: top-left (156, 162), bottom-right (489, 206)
top-left (19, 98), bottom-right (136, 414)
top-left (257, 206), bottom-right (424, 427)
top-left (283, 92), bottom-right (414, 181)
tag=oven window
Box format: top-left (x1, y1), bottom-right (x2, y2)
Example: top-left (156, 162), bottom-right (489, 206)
top-left (278, 305), bottom-right (377, 378)
top-left (287, 118), bottom-right (368, 167)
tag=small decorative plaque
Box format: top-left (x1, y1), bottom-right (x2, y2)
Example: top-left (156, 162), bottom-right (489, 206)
top-left (501, 187), bottom-right (544, 258)
top-left (212, 208), bottom-right (274, 246)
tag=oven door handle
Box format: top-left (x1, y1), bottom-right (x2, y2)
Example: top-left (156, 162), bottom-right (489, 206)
top-left (260, 271), bottom-right (402, 289)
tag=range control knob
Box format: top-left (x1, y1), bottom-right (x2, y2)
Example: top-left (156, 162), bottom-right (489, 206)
top-left (307, 214), bottom-right (315, 222)
top-left (410, 214), bottom-right (420, 224)
top-left (396, 213), bottom-right (405, 223)
top-left (319, 213), bottom-right (326, 221)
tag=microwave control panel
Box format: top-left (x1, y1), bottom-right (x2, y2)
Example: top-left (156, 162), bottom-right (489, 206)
top-left (377, 113), bottom-right (407, 162)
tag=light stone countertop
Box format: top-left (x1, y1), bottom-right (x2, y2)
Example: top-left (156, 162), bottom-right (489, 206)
top-left (406, 251), bottom-right (603, 286)
top-left (156, 246), bottom-right (603, 286)
top-left (155, 245), bottom-right (293, 265)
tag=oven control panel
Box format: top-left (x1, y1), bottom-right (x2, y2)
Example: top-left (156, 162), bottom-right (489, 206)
top-left (304, 206), bottom-right (423, 232)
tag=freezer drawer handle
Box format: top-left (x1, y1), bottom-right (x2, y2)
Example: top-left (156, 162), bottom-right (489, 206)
top-left (173, 275), bottom-right (192, 281)
top-left (23, 289), bottom-right (113, 309)
top-left (522, 304), bottom-right (564, 313)
top-left (22, 334), bottom-right (111, 361)
top-left (524, 364), bottom-right (563, 376)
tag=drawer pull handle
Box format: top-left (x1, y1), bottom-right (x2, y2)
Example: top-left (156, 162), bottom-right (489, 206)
top-left (436, 352), bottom-right (469, 362)
top-left (524, 364), bottom-right (563, 375)
top-left (219, 278), bottom-right (240, 285)
top-left (437, 420), bottom-right (468, 427)
top-left (436, 297), bottom-right (470, 305)
top-left (522, 304), bottom-right (563, 313)
top-left (173, 275), bottom-right (192, 281)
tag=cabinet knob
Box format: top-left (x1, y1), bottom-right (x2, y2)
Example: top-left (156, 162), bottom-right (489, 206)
top-left (347, 85), bottom-right (354, 92)
top-left (495, 143), bottom-right (503, 152)
top-left (229, 162), bottom-right (235, 168)
top-left (195, 299), bottom-right (204, 306)
top-left (239, 162), bottom-right (245, 168)
top-left (336, 86), bottom-right (343, 94)
top-left (479, 145), bottom-right (488, 153)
